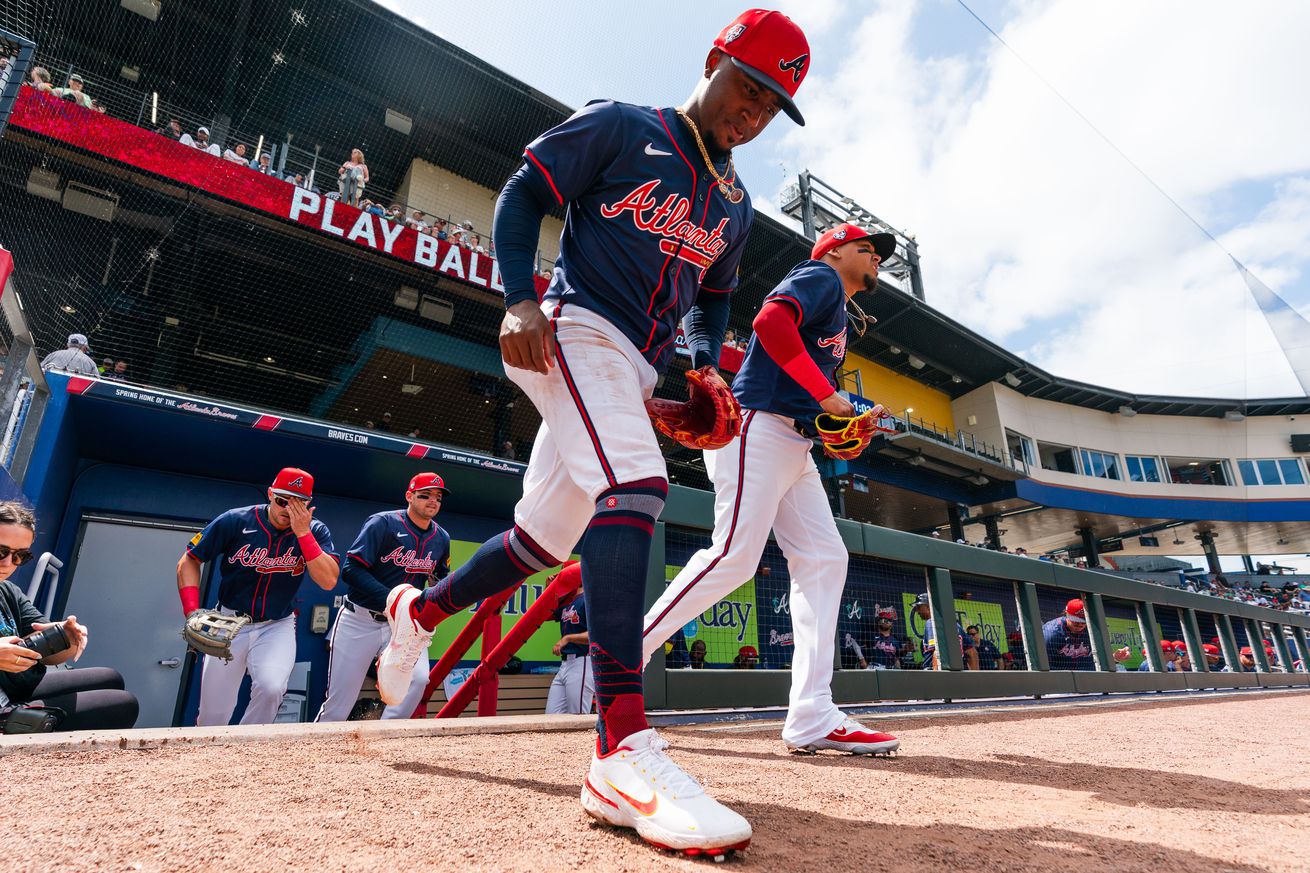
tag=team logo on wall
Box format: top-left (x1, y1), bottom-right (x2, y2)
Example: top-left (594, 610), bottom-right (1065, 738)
top-left (845, 600), bottom-right (862, 621)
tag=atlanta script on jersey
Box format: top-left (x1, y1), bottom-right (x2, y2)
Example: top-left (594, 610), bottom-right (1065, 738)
top-left (733, 260), bottom-right (849, 422)
top-left (342, 509), bottom-right (452, 614)
top-left (523, 100), bottom-right (754, 373)
top-left (186, 504), bottom-right (338, 622)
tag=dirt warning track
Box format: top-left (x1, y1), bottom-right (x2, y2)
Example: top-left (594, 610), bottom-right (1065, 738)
top-left (6, 690), bottom-right (1308, 872)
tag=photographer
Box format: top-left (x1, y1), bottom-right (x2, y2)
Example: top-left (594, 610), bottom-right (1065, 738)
top-left (0, 502), bottom-right (138, 732)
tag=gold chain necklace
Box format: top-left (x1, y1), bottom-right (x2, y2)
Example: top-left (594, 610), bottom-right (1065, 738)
top-left (675, 109), bottom-right (744, 204)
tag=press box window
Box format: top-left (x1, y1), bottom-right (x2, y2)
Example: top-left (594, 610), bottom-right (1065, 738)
top-left (1238, 458), bottom-right (1306, 486)
top-left (1078, 448), bottom-right (1121, 480)
top-left (1125, 455), bottom-right (1162, 483)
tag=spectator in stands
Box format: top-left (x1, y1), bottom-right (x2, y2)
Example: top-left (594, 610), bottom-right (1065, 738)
top-left (362, 200), bottom-right (385, 218)
top-left (222, 143), bottom-right (249, 165)
top-left (733, 646), bottom-right (758, 669)
top-left (99, 357), bottom-right (115, 375)
top-left (92, 100), bottom-right (107, 114)
top-left (499, 440), bottom-right (517, 460)
top-left (384, 204), bottom-right (403, 224)
top-left (1043, 598), bottom-right (1130, 670)
top-left (338, 148), bottom-right (369, 207)
top-left (968, 625), bottom-right (1002, 669)
top-left (252, 153), bottom-right (275, 175)
top-left (154, 118), bottom-right (183, 141)
top-left (406, 210), bottom-right (428, 232)
top-left (913, 593), bottom-right (978, 669)
top-left (433, 218), bottom-right (449, 241)
top-left (27, 65), bottom-right (54, 93)
top-left (722, 329), bottom-right (736, 347)
top-left (688, 639), bottom-right (707, 669)
top-left (180, 126), bottom-right (221, 156)
top-left (471, 234), bottom-right (485, 254)
top-left (0, 502), bottom-right (139, 732)
top-left (376, 412), bottom-right (393, 432)
top-left (53, 73), bottom-right (93, 109)
top-left (40, 333), bottom-right (98, 377)
top-left (112, 360), bottom-right (128, 380)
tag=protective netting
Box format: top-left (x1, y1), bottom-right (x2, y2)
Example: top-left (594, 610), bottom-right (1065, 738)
top-left (0, 1), bottom-right (737, 483)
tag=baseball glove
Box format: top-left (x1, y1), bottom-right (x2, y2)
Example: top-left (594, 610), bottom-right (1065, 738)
top-left (182, 609), bottom-right (249, 661)
top-left (645, 365), bottom-right (742, 451)
top-left (814, 406), bottom-right (893, 460)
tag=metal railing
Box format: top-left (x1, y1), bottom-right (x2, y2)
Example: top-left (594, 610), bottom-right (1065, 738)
top-left (25, 56), bottom-right (553, 270)
top-left (0, 252), bottom-right (51, 485)
top-left (882, 409), bottom-right (1029, 475)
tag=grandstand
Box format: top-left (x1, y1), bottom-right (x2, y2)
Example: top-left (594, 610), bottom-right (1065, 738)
top-left (0, 0), bottom-right (1307, 729)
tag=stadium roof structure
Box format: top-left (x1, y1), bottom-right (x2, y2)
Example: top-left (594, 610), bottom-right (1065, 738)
top-left (31, 0), bottom-right (1309, 419)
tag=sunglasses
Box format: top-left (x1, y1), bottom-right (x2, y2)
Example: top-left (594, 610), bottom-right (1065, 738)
top-left (0, 544), bottom-right (35, 565)
top-left (272, 495), bottom-right (308, 508)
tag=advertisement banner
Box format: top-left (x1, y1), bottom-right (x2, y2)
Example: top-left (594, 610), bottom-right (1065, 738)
top-left (673, 564), bottom-right (759, 666)
top-left (901, 593), bottom-right (1009, 665)
top-left (1107, 616), bottom-right (1147, 670)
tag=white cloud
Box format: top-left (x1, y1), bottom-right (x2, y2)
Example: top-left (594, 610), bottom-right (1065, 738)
top-left (771, 0), bottom-right (1310, 397)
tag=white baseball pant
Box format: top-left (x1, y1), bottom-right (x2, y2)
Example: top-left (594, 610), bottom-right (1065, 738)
top-left (546, 654), bottom-right (595, 714)
top-left (196, 611), bottom-right (296, 726)
top-left (506, 302), bottom-right (664, 561)
top-left (642, 410), bottom-right (849, 747)
top-left (315, 601), bottom-right (430, 722)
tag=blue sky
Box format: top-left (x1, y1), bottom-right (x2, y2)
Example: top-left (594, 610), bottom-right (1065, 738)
top-left (388, 0), bottom-right (1310, 401)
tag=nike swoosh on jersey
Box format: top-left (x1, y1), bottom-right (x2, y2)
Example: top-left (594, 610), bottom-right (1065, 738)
top-left (396, 533), bottom-right (409, 538)
top-left (242, 528), bottom-right (257, 534)
top-left (644, 143), bottom-right (672, 157)
top-left (606, 781), bottom-right (658, 816)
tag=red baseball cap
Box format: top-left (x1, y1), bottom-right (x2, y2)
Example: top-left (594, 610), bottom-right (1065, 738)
top-left (738, 645), bottom-right (759, 657)
top-left (1202, 644), bottom-right (1220, 656)
top-left (1063, 598), bottom-right (1089, 623)
top-left (811, 223), bottom-right (896, 263)
top-left (270, 467), bottom-right (313, 500)
top-left (407, 472), bottom-right (449, 495)
top-left (1240, 646), bottom-right (1253, 656)
top-left (714, 9), bottom-right (810, 125)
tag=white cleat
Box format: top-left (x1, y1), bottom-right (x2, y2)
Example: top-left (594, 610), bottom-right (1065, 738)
top-left (376, 585), bottom-right (432, 706)
top-left (787, 718), bottom-right (901, 756)
top-left (580, 728), bottom-right (752, 861)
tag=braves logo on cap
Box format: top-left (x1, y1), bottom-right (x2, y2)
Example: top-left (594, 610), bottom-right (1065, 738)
top-left (778, 54), bottom-right (809, 83)
top-left (287, 476), bottom-right (304, 489)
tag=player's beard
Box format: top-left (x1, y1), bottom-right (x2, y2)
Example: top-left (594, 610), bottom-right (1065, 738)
top-left (862, 271), bottom-right (879, 293)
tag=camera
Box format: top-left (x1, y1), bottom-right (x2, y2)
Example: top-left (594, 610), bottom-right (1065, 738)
top-left (18, 623), bottom-right (70, 659)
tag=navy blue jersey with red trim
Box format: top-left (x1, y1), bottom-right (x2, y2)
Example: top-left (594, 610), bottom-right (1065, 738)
top-left (185, 505), bottom-right (338, 622)
top-left (732, 260), bottom-right (847, 421)
top-left (554, 592), bottom-right (589, 658)
top-left (342, 510), bottom-right (452, 614)
top-left (523, 100), bottom-right (754, 373)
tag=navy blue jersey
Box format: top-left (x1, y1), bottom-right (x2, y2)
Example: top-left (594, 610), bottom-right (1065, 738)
top-left (867, 633), bottom-right (902, 668)
top-left (732, 260), bottom-right (848, 422)
top-left (1042, 617), bottom-right (1094, 670)
top-left (524, 100), bottom-right (753, 372)
top-left (186, 505), bottom-right (338, 622)
top-left (342, 510), bottom-right (452, 614)
top-left (555, 592), bottom-right (589, 658)
top-left (921, 618), bottom-right (974, 659)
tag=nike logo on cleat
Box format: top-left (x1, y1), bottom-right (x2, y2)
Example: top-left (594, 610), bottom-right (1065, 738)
top-left (644, 143), bottom-right (672, 157)
top-left (607, 781), bottom-right (658, 816)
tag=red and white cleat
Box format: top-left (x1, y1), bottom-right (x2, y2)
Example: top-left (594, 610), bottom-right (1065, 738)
top-left (788, 719), bottom-right (900, 756)
top-left (580, 728), bottom-right (751, 861)
top-left (375, 585), bottom-right (432, 705)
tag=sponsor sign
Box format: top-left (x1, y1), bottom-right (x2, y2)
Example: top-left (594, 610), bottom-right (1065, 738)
top-left (672, 565), bottom-right (759, 665)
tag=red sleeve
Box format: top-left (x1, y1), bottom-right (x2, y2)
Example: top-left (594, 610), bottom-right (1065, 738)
top-left (752, 300), bottom-right (837, 402)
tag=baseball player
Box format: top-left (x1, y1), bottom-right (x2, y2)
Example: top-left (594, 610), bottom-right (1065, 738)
top-left (374, 9), bottom-right (811, 857)
top-left (177, 468), bottom-right (339, 726)
top-left (1042, 598), bottom-right (1129, 671)
top-left (642, 224), bottom-right (901, 756)
top-left (912, 593), bottom-right (978, 670)
top-left (315, 473), bottom-right (451, 722)
top-left (545, 562), bottom-right (594, 715)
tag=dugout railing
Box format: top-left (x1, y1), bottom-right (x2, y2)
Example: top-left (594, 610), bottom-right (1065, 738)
top-left (643, 495), bottom-right (1310, 711)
